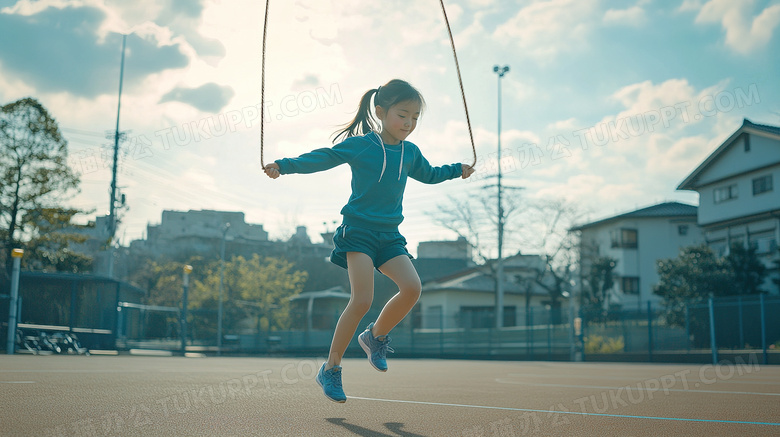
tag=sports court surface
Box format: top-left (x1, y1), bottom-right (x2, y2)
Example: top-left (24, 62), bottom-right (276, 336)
top-left (1, 354), bottom-right (778, 436)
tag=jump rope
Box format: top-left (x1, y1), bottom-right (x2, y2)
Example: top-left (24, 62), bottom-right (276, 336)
top-left (259, 0), bottom-right (477, 171)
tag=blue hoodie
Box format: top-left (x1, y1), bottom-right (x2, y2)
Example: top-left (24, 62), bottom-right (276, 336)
top-left (275, 132), bottom-right (462, 233)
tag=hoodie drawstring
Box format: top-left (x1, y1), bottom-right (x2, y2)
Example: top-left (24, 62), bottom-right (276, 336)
top-left (373, 131), bottom-right (404, 183)
top-left (398, 141), bottom-right (404, 181)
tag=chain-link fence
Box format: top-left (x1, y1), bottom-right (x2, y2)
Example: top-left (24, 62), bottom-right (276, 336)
top-left (580, 295), bottom-right (779, 364)
top-left (110, 294), bottom-right (778, 364)
top-left (6, 281), bottom-right (778, 364)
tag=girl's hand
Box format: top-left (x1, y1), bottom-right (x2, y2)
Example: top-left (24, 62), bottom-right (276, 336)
top-left (461, 164), bottom-right (475, 179)
top-left (264, 162), bottom-right (280, 179)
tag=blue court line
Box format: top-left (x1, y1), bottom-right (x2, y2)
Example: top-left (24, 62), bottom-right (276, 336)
top-left (349, 396), bottom-right (780, 426)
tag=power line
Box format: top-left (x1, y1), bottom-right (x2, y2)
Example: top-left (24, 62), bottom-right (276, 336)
top-left (61, 127), bottom-right (109, 137)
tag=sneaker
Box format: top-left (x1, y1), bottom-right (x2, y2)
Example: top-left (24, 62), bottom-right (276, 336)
top-left (358, 322), bottom-right (394, 372)
top-left (316, 362), bottom-right (346, 403)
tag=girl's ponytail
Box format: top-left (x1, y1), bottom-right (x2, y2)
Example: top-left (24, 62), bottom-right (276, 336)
top-left (332, 88), bottom-right (379, 143)
top-left (332, 80), bottom-right (425, 143)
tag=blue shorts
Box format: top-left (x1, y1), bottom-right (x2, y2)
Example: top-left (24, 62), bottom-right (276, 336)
top-left (330, 224), bottom-right (413, 270)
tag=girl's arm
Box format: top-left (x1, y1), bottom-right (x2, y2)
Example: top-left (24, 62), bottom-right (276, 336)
top-left (264, 139), bottom-right (359, 179)
top-left (409, 147), bottom-right (474, 183)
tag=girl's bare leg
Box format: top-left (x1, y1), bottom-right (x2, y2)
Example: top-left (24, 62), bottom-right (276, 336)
top-left (372, 255), bottom-right (422, 337)
top-left (326, 252), bottom-right (374, 368)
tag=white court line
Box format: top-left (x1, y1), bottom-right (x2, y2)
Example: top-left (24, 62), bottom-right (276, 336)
top-left (507, 373), bottom-right (780, 386)
top-left (0, 369), bottom-right (145, 373)
top-left (349, 396), bottom-right (780, 426)
top-left (495, 378), bottom-right (780, 396)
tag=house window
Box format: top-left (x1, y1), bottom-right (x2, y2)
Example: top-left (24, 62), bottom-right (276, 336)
top-left (753, 175), bottom-right (773, 196)
top-left (611, 228), bottom-right (638, 249)
top-left (710, 241), bottom-right (728, 257)
top-left (751, 236), bottom-right (778, 254)
top-left (678, 225), bottom-right (689, 236)
top-left (713, 184), bottom-right (738, 203)
top-left (621, 277), bottom-right (640, 295)
top-left (744, 134), bottom-right (750, 152)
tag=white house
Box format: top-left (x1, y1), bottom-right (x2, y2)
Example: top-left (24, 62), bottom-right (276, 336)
top-left (417, 253), bottom-right (557, 329)
top-left (572, 202), bottom-right (704, 309)
top-left (678, 119), bottom-right (780, 293)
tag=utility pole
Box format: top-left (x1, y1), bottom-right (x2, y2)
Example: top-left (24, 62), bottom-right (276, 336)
top-left (107, 34), bottom-right (127, 278)
top-left (493, 65), bottom-right (509, 329)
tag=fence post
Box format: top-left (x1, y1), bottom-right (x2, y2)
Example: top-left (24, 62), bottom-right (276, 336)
top-left (647, 301), bottom-right (653, 362)
top-left (410, 314), bottom-right (415, 356)
top-left (527, 307), bottom-right (534, 359)
top-left (439, 310), bottom-right (444, 357)
top-left (708, 297), bottom-right (718, 365)
top-left (760, 294), bottom-right (767, 365)
top-left (547, 306), bottom-right (552, 361)
top-left (685, 304), bottom-right (690, 352)
top-left (180, 265), bottom-right (192, 356)
top-left (737, 296), bottom-right (744, 349)
top-left (578, 308), bottom-right (585, 362)
top-left (488, 324), bottom-right (493, 354)
top-left (5, 249), bottom-right (23, 355)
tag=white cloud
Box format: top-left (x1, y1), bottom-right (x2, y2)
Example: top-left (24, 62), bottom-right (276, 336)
top-left (506, 77), bottom-right (743, 226)
top-left (694, 0), bottom-right (780, 54)
top-left (547, 117), bottom-right (581, 132)
top-left (678, 0), bottom-right (703, 13)
top-left (604, 6), bottom-right (647, 26)
top-left (493, 0), bottom-right (601, 61)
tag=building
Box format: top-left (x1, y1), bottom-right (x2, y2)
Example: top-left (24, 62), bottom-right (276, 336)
top-left (677, 119), bottom-right (780, 293)
top-left (571, 202), bottom-right (704, 309)
top-left (417, 253), bottom-right (558, 329)
top-left (135, 210), bottom-right (269, 257)
top-left (289, 286), bottom-right (350, 331)
top-left (413, 237), bottom-right (475, 283)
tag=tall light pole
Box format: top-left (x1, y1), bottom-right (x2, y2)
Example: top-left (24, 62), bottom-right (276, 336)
top-left (493, 65), bottom-right (509, 329)
top-left (217, 223), bottom-right (230, 356)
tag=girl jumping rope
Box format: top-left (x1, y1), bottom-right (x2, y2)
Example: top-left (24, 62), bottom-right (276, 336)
top-left (264, 79), bottom-right (474, 402)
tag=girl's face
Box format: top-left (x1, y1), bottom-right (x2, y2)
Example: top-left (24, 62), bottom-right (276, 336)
top-left (376, 99), bottom-right (421, 145)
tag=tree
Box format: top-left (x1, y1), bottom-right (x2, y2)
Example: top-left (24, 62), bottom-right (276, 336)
top-left (725, 243), bottom-right (767, 295)
top-left (21, 207), bottom-right (93, 273)
top-left (654, 244), bottom-right (732, 302)
top-left (653, 243), bottom-right (735, 348)
top-left (583, 256), bottom-right (617, 309)
top-left (430, 187), bottom-right (524, 266)
top-left (128, 254), bottom-right (307, 339)
top-left (653, 243), bottom-right (769, 348)
top-left (515, 198), bottom-right (585, 313)
top-left (0, 97), bottom-right (80, 276)
top-left (212, 254), bottom-right (307, 331)
top-left (431, 192), bottom-right (583, 322)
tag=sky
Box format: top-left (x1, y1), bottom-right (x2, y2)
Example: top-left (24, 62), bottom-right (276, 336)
top-left (1, 0), bottom-right (779, 258)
